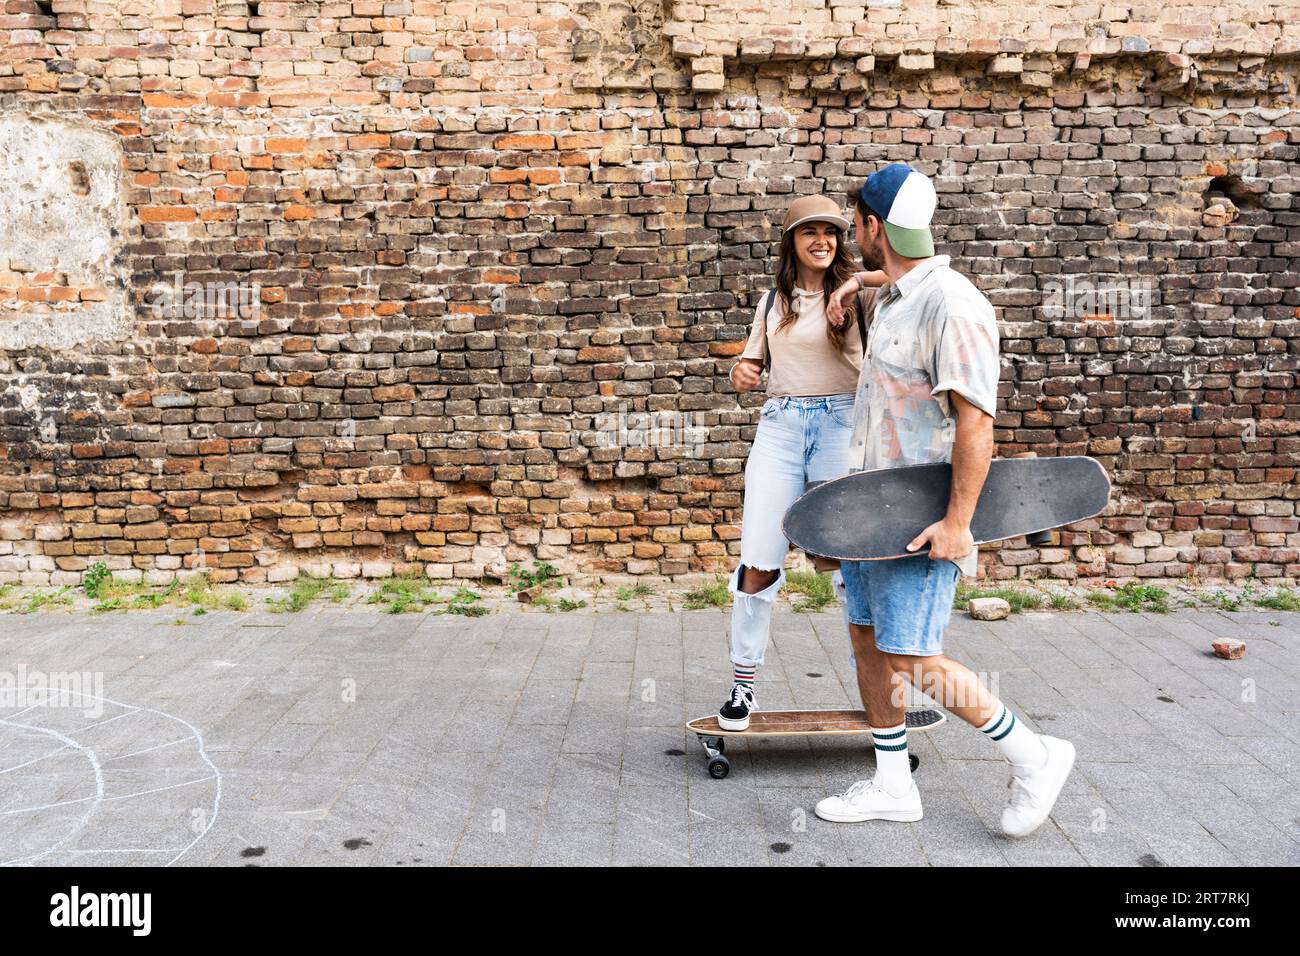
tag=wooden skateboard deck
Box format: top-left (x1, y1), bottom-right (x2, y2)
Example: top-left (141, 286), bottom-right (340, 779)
top-left (782, 456), bottom-right (1110, 562)
top-left (687, 708), bottom-right (945, 779)
top-left (687, 708), bottom-right (944, 738)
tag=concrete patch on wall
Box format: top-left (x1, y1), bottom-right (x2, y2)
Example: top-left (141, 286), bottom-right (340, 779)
top-left (570, 0), bottom-right (672, 91)
top-left (0, 111), bottom-right (131, 350)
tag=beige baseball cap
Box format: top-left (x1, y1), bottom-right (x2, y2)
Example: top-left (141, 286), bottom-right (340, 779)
top-left (782, 195), bottom-right (851, 234)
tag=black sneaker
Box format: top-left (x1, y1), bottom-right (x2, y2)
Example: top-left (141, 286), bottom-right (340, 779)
top-left (718, 683), bottom-right (756, 731)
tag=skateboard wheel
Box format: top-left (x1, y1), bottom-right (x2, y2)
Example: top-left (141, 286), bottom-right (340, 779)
top-left (708, 757), bottom-right (730, 779)
top-left (909, 754), bottom-right (919, 773)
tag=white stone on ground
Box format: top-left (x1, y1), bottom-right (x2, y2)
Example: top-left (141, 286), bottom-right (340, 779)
top-left (968, 597), bottom-right (1011, 621)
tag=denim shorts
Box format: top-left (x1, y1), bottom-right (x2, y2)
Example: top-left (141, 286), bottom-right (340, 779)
top-left (839, 555), bottom-right (961, 656)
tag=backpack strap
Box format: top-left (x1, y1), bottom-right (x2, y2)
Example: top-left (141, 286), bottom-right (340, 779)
top-left (760, 288), bottom-right (777, 372)
top-left (855, 286), bottom-right (877, 356)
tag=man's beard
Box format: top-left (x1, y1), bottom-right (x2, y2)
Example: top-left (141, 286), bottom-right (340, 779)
top-left (859, 236), bottom-right (885, 272)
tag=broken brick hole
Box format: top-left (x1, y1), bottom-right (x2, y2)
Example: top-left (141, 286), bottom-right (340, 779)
top-left (1205, 175), bottom-right (1260, 211)
top-left (597, 476), bottom-right (658, 495)
top-left (450, 481), bottom-right (491, 496)
top-left (67, 161), bottom-right (90, 196)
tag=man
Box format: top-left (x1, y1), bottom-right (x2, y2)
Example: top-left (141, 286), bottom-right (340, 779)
top-left (815, 163), bottom-right (1075, 837)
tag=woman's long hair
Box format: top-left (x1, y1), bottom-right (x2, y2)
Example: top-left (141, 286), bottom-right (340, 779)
top-left (771, 223), bottom-right (859, 349)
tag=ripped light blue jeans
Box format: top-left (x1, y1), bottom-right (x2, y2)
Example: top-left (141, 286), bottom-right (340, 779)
top-left (730, 393), bottom-right (855, 667)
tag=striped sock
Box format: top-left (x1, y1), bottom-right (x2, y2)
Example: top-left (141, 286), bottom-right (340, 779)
top-left (732, 663), bottom-right (756, 691)
top-left (978, 703), bottom-right (1048, 773)
top-left (871, 723), bottom-right (912, 798)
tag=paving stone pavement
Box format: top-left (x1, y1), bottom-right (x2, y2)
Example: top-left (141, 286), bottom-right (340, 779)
top-left (2, 606), bottom-right (1297, 867)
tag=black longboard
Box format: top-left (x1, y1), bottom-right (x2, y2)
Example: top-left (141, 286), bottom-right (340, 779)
top-left (782, 456), bottom-right (1110, 561)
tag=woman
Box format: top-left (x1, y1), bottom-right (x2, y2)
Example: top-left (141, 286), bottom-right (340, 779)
top-left (721, 195), bottom-right (886, 730)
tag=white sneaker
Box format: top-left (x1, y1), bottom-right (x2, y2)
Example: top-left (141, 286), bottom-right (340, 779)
top-left (1001, 735), bottom-right (1076, 838)
top-left (815, 779), bottom-right (923, 823)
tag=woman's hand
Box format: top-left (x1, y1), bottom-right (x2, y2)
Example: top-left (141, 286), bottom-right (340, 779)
top-left (730, 358), bottom-right (762, 393)
top-left (827, 271), bottom-right (889, 328)
top-left (826, 276), bottom-right (861, 328)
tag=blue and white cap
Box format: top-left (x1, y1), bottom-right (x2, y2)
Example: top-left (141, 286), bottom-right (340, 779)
top-left (859, 163), bottom-right (937, 258)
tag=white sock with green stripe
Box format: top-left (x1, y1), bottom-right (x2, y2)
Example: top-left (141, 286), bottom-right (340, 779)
top-left (871, 723), bottom-right (911, 798)
top-left (978, 703), bottom-right (1047, 773)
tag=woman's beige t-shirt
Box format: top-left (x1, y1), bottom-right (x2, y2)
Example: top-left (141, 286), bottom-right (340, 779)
top-left (740, 286), bottom-right (866, 397)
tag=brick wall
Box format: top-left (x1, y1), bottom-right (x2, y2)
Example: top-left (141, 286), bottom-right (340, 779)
top-left (668, 1), bottom-right (1300, 91)
top-left (0, 1), bottom-right (1297, 586)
